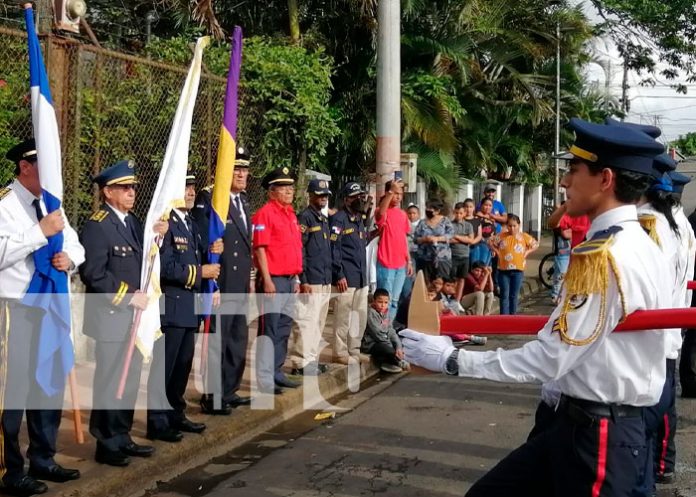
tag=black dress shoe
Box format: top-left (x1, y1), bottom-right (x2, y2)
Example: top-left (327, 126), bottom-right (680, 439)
top-left (175, 418), bottom-right (206, 433)
top-left (95, 448), bottom-right (130, 467)
top-left (147, 428), bottom-right (183, 443)
top-left (28, 464), bottom-right (80, 483)
top-left (275, 376), bottom-right (301, 388)
top-left (227, 394), bottom-right (251, 407)
top-left (121, 442), bottom-right (154, 458)
top-left (200, 396), bottom-right (232, 415)
top-left (291, 363), bottom-right (329, 376)
top-left (2, 476), bottom-right (47, 496)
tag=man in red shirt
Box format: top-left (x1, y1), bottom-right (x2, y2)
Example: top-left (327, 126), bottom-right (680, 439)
top-left (252, 167), bottom-right (303, 393)
top-left (375, 179), bottom-right (413, 319)
top-left (548, 203), bottom-right (590, 248)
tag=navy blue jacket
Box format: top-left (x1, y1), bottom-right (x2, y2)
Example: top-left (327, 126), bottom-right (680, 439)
top-left (330, 208), bottom-right (367, 289)
top-left (298, 205), bottom-right (332, 285)
top-left (79, 204), bottom-right (143, 342)
top-left (160, 210), bottom-right (205, 329)
top-left (191, 188), bottom-right (252, 295)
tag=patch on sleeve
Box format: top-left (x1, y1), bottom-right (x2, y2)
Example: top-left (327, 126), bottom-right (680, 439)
top-left (300, 224), bottom-right (307, 233)
top-left (331, 226), bottom-right (342, 235)
top-left (253, 224), bottom-right (265, 232)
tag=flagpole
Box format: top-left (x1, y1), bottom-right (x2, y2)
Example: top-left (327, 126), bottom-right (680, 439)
top-left (68, 368), bottom-right (84, 443)
top-left (116, 235), bottom-right (160, 400)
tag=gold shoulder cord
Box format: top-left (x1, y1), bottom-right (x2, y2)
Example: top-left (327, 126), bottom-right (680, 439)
top-left (556, 233), bottom-right (626, 346)
top-left (638, 214), bottom-right (661, 248)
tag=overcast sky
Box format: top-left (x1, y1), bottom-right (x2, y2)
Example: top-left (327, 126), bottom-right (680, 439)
top-left (580, 1), bottom-right (696, 143)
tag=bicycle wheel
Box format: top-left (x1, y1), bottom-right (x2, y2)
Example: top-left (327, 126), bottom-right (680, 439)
top-left (538, 253), bottom-right (555, 289)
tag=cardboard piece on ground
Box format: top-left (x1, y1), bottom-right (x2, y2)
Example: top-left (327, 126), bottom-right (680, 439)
top-left (407, 270), bottom-right (440, 336)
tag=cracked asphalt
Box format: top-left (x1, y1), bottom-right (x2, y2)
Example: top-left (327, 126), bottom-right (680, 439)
top-left (145, 291), bottom-right (696, 497)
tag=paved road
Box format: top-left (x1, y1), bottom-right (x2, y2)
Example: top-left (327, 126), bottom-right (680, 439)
top-left (146, 291), bottom-right (696, 497)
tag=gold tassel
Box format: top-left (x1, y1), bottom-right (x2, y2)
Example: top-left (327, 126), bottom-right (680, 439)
top-left (556, 233), bottom-right (623, 346)
top-left (638, 214), bottom-right (661, 248)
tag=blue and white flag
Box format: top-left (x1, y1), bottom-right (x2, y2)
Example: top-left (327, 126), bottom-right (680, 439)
top-left (21, 6), bottom-right (73, 397)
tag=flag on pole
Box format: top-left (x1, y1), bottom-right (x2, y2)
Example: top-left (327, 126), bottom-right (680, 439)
top-left (205, 26), bottom-right (243, 309)
top-left (136, 36), bottom-right (210, 359)
top-left (21, 6), bottom-right (73, 397)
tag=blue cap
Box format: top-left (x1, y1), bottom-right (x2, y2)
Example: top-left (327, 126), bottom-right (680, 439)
top-left (235, 146), bottom-right (251, 168)
top-left (605, 117), bottom-right (662, 139)
top-left (653, 153), bottom-right (677, 176)
top-left (185, 174), bottom-right (196, 185)
top-left (307, 178), bottom-right (331, 195)
top-left (648, 172), bottom-right (673, 193)
top-left (342, 181), bottom-right (365, 197)
top-left (93, 160), bottom-right (137, 187)
top-left (567, 118), bottom-right (664, 175)
top-left (668, 171), bottom-right (691, 194)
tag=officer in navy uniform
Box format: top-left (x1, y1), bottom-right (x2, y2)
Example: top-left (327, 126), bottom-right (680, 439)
top-left (0, 139), bottom-right (84, 496)
top-left (402, 118), bottom-right (672, 497)
top-left (79, 160), bottom-right (167, 467)
top-left (288, 179), bottom-right (333, 376)
top-left (330, 182), bottom-right (370, 364)
top-left (192, 148), bottom-right (253, 414)
top-left (146, 175), bottom-right (218, 442)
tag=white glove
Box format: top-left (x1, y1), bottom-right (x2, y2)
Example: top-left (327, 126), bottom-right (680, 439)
top-left (399, 329), bottom-right (456, 373)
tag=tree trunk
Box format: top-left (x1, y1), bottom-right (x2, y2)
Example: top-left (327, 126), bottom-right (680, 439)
top-left (288, 0), bottom-right (300, 44)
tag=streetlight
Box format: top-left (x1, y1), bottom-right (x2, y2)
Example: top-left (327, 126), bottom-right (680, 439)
top-left (145, 10), bottom-right (158, 46)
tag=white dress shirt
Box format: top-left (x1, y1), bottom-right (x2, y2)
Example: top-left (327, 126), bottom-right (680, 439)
top-left (674, 205), bottom-right (696, 306)
top-left (459, 205), bottom-right (672, 407)
top-left (0, 179), bottom-right (85, 299)
top-left (638, 203), bottom-right (684, 359)
top-left (106, 202), bottom-right (128, 226)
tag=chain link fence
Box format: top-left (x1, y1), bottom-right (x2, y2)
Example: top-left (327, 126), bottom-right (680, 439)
top-left (0, 24), bottom-right (266, 228)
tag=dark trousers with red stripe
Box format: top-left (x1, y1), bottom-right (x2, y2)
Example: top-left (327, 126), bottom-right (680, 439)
top-left (466, 399), bottom-right (645, 497)
top-left (653, 359), bottom-right (677, 479)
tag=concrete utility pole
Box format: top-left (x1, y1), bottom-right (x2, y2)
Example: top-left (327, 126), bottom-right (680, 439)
top-left (376, 0), bottom-right (401, 195)
top-left (621, 59), bottom-right (629, 117)
top-left (554, 22), bottom-right (561, 206)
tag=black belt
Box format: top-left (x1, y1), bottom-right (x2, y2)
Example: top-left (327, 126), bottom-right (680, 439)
top-left (559, 395), bottom-right (642, 426)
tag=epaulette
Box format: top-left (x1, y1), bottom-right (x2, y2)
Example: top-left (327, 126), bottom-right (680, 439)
top-left (202, 185), bottom-right (213, 192)
top-left (0, 186), bottom-right (11, 201)
top-left (90, 209), bottom-right (109, 223)
top-left (555, 225), bottom-right (625, 346)
top-left (638, 214), bottom-right (661, 248)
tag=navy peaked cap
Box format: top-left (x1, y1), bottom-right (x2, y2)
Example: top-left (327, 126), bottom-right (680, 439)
top-left (605, 117), bottom-right (662, 139)
top-left (567, 118), bottom-right (664, 175)
top-left (93, 160), bottom-right (138, 187)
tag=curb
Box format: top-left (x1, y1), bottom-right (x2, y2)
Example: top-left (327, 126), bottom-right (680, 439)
top-left (55, 363), bottom-right (380, 497)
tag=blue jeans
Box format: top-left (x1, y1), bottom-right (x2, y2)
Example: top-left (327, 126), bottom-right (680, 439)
top-left (498, 270), bottom-right (524, 315)
top-left (376, 262), bottom-right (407, 320)
top-left (470, 243), bottom-right (492, 266)
top-left (551, 253), bottom-right (570, 300)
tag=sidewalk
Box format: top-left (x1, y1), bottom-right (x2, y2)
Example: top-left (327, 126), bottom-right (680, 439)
top-left (39, 316), bottom-right (379, 497)
top-left (30, 235), bottom-right (553, 497)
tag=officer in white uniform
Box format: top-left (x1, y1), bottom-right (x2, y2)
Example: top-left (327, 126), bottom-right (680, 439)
top-left (401, 118), bottom-right (671, 497)
top-left (0, 139), bottom-right (84, 496)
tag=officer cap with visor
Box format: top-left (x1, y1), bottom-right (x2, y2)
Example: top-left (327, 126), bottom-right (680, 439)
top-left (93, 160), bottom-right (138, 187)
top-left (566, 118), bottom-right (664, 175)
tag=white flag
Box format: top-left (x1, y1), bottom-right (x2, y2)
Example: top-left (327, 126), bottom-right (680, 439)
top-left (136, 36), bottom-right (210, 359)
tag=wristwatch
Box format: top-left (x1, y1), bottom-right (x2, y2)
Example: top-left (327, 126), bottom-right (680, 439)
top-left (444, 349), bottom-right (460, 375)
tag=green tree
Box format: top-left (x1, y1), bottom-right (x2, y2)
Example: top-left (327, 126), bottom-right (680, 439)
top-left (671, 132), bottom-right (696, 156)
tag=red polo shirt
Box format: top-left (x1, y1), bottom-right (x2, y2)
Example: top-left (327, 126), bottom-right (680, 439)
top-left (252, 200), bottom-right (303, 276)
top-left (375, 206), bottom-right (410, 269)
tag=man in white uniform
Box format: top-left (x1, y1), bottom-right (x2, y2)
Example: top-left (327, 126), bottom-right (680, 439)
top-left (0, 139), bottom-right (85, 496)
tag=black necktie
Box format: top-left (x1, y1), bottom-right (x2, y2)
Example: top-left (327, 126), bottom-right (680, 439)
top-left (185, 214), bottom-right (193, 233)
top-left (32, 198), bottom-right (44, 221)
top-left (125, 215), bottom-right (141, 249)
top-left (235, 195), bottom-right (246, 229)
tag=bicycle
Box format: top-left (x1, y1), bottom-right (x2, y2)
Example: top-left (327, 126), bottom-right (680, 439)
top-left (538, 252), bottom-right (555, 289)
